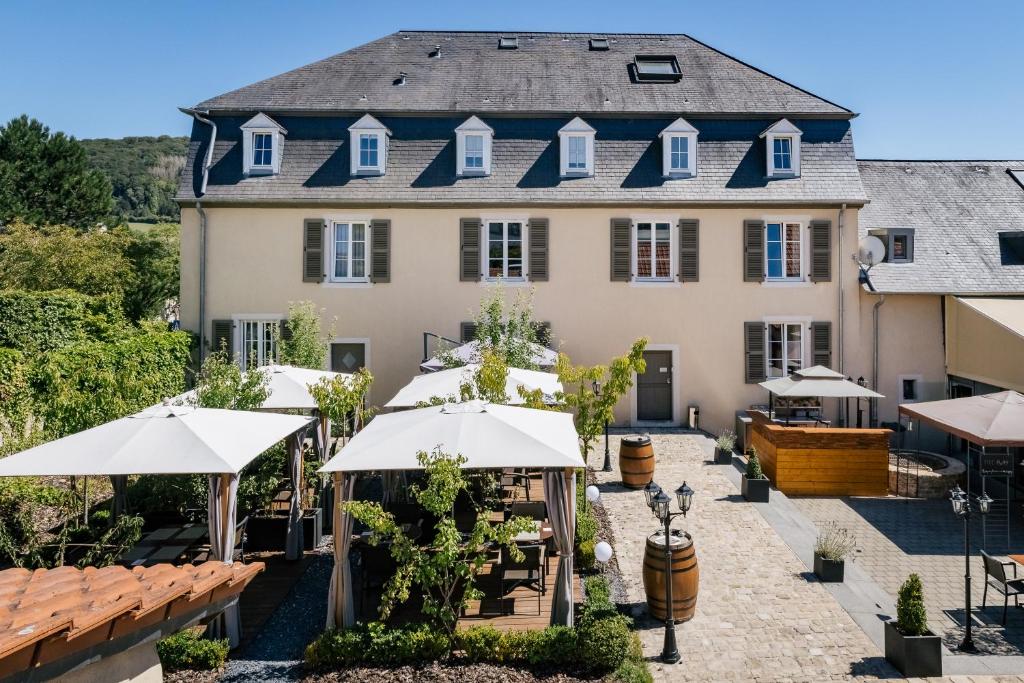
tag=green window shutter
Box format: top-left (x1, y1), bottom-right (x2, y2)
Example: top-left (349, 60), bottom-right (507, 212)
top-left (528, 218), bottom-right (549, 282)
top-left (743, 220), bottom-right (765, 282)
top-left (811, 321), bottom-right (833, 369)
top-left (212, 319), bottom-right (233, 355)
top-left (533, 321), bottom-right (552, 346)
top-left (610, 218), bottom-right (631, 282)
top-left (809, 220), bottom-right (832, 282)
top-left (744, 321), bottom-right (765, 384)
top-left (678, 218), bottom-right (699, 282)
top-left (460, 322), bottom-right (478, 343)
top-left (303, 219), bottom-right (325, 283)
top-left (460, 218), bottom-right (481, 281)
top-left (370, 219), bottom-right (391, 283)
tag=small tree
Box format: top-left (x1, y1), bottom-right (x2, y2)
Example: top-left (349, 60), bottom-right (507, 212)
top-left (191, 348), bottom-right (269, 411)
top-left (896, 573), bottom-right (928, 636)
top-left (344, 448), bottom-right (533, 641)
top-left (439, 286), bottom-right (542, 370)
top-left (745, 447), bottom-right (764, 480)
top-left (278, 301), bottom-right (329, 369)
top-left (309, 368), bottom-right (374, 448)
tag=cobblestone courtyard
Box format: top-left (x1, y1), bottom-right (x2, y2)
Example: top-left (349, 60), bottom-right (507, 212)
top-left (593, 433), bottom-right (891, 682)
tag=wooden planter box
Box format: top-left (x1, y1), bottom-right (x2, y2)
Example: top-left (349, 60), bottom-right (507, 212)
top-left (741, 475), bottom-right (769, 503)
top-left (813, 553), bottom-right (845, 582)
top-left (884, 621), bottom-right (942, 677)
top-left (245, 509), bottom-right (323, 552)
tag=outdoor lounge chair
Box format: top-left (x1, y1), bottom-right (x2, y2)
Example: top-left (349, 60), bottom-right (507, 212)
top-left (499, 543), bottom-right (546, 616)
top-left (509, 501), bottom-right (547, 522)
top-left (501, 468), bottom-right (532, 501)
top-left (981, 550), bottom-right (1024, 624)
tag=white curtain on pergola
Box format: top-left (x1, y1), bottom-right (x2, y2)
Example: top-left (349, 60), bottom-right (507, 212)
top-left (319, 400), bottom-right (584, 629)
top-left (0, 403), bottom-right (314, 646)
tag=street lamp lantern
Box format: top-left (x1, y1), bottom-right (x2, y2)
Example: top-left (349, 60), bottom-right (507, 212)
top-left (675, 481), bottom-right (694, 513)
top-left (977, 492), bottom-right (993, 515)
top-left (652, 490), bottom-right (671, 521)
top-left (644, 481), bottom-right (662, 508)
top-left (948, 478), bottom-right (991, 652)
top-left (951, 494), bottom-right (965, 515)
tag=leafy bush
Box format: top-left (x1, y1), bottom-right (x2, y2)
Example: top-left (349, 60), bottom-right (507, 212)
top-left (577, 613), bottom-right (631, 673)
top-left (157, 629), bottom-right (229, 671)
top-left (305, 623), bottom-right (451, 669)
top-left (745, 447), bottom-right (764, 480)
top-left (896, 573), bottom-right (928, 636)
top-left (305, 626), bottom-right (366, 669)
top-left (584, 574), bottom-right (611, 606)
top-left (814, 522), bottom-right (856, 561)
top-left (0, 289), bottom-right (128, 353)
top-left (716, 430), bottom-right (736, 452)
top-left (575, 470), bottom-right (599, 569)
top-left (454, 625), bottom-right (502, 662)
top-left (611, 632), bottom-right (653, 683)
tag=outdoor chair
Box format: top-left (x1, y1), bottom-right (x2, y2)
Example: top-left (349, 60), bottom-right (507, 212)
top-left (509, 501), bottom-right (547, 522)
top-left (499, 543), bottom-right (546, 616)
top-left (981, 550), bottom-right (1024, 624)
top-left (501, 468), bottom-right (531, 501)
top-left (188, 514), bottom-right (248, 564)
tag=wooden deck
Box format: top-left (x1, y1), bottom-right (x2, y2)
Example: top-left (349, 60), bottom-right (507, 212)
top-left (236, 552), bottom-right (314, 650)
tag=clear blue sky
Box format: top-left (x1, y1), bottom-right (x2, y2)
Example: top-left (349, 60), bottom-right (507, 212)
top-left (2, 0), bottom-right (1022, 159)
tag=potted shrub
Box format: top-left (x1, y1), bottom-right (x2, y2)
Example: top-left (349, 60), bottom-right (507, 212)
top-left (813, 522), bottom-right (855, 582)
top-left (740, 447), bottom-right (769, 503)
top-left (714, 430), bottom-right (736, 465)
top-left (884, 574), bottom-right (942, 677)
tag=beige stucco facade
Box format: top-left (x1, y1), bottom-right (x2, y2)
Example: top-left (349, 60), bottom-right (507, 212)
top-left (946, 296), bottom-right (1024, 393)
top-left (181, 204), bottom-right (879, 434)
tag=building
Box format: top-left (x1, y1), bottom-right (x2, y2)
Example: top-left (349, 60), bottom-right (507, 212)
top-left (177, 30), bottom-right (878, 432)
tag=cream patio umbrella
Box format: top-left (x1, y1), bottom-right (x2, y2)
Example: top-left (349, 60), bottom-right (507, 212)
top-left (319, 400), bottom-right (584, 630)
top-left (419, 340), bottom-right (558, 372)
top-left (0, 403), bottom-right (314, 646)
top-left (759, 365), bottom-right (885, 399)
top-left (385, 364), bottom-right (562, 408)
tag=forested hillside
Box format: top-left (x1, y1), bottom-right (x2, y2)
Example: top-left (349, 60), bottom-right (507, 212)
top-left (81, 135), bottom-right (188, 224)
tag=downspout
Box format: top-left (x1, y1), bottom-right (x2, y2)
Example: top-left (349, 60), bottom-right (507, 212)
top-left (871, 293), bottom-right (886, 428)
top-left (180, 108), bottom-right (217, 361)
top-left (837, 203), bottom-right (846, 424)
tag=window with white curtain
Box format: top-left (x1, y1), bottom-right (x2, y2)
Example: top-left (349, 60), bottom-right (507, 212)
top-left (766, 322), bottom-right (803, 377)
top-left (331, 221), bottom-right (369, 282)
top-left (635, 221), bottom-right (672, 281)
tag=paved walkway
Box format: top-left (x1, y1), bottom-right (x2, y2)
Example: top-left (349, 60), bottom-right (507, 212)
top-left (593, 432), bottom-right (892, 682)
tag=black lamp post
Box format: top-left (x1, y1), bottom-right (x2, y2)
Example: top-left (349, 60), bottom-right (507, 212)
top-left (593, 380), bottom-right (611, 472)
top-left (644, 480), bottom-right (694, 664)
top-left (949, 483), bottom-right (992, 652)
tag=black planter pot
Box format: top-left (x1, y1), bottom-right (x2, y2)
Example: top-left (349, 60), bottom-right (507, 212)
top-left (714, 447), bottom-right (733, 465)
top-left (741, 475), bottom-right (769, 503)
top-left (884, 621), bottom-right (942, 677)
top-left (245, 508), bottom-right (323, 552)
top-left (813, 553), bottom-right (845, 582)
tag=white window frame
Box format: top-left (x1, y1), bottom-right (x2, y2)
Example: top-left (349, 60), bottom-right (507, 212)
top-left (659, 118), bottom-right (698, 178)
top-left (481, 216), bottom-right (528, 282)
top-left (328, 219), bottom-right (371, 284)
top-left (764, 220), bottom-right (806, 282)
top-left (251, 132), bottom-right (274, 169)
top-left (760, 119), bottom-right (802, 178)
top-left (558, 117), bottom-right (596, 177)
top-left (631, 216), bottom-right (676, 283)
top-left (763, 318), bottom-right (809, 378)
top-left (897, 374), bottom-right (923, 403)
top-left (455, 116), bottom-right (494, 176)
top-left (232, 314), bottom-right (281, 369)
top-left (240, 113), bottom-right (286, 177)
top-left (348, 114), bottom-right (390, 176)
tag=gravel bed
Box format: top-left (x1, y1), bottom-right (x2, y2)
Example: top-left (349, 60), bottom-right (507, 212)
top-left (584, 468), bottom-right (630, 607)
top-left (219, 550), bottom-right (333, 682)
top-left (301, 662), bottom-right (601, 682)
top-left (164, 669), bottom-right (222, 683)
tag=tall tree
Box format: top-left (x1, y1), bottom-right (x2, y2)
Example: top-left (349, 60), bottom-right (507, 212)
top-left (0, 115), bottom-right (113, 229)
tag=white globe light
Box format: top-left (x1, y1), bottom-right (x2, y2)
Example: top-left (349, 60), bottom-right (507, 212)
top-left (585, 485), bottom-right (601, 503)
top-left (594, 540), bottom-right (613, 563)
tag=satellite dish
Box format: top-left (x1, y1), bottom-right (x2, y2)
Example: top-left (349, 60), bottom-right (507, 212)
top-left (857, 235), bottom-right (886, 268)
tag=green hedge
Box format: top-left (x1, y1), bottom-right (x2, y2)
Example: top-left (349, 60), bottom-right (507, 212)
top-left (157, 630), bottom-right (229, 671)
top-left (576, 469), bottom-right (599, 569)
top-left (30, 330), bottom-right (190, 437)
top-left (0, 348), bottom-right (29, 424)
top-left (0, 289), bottom-right (128, 353)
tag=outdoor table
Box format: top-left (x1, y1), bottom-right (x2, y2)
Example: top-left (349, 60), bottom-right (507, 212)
top-left (513, 521), bottom-right (554, 544)
top-left (1010, 554), bottom-right (1024, 566)
top-left (120, 523), bottom-right (208, 567)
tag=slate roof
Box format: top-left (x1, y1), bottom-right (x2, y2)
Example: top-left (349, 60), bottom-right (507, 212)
top-left (192, 31), bottom-right (852, 117)
top-left (177, 115), bottom-right (866, 205)
top-left (858, 160), bottom-right (1024, 294)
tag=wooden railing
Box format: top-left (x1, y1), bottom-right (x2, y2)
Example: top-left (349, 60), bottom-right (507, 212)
top-left (748, 411), bottom-right (890, 496)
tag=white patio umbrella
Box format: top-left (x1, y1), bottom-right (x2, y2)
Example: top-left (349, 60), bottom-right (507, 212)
top-left (385, 364), bottom-right (562, 408)
top-left (259, 365), bottom-right (352, 410)
top-left (759, 365), bottom-right (884, 399)
top-left (420, 340), bottom-right (558, 372)
top-left (319, 400), bottom-right (583, 630)
top-left (0, 403), bottom-right (314, 647)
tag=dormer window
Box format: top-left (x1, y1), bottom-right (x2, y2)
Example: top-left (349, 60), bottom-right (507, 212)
top-left (558, 117), bottom-right (596, 178)
top-left (455, 116), bottom-right (494, 177)
top-left (659, 118), bottom-right (698, 178)
top-left (760, 119), bottom-right (802, 178)
top-left (240, 113), bottom-right (286, 176)
top-left (348, 114), bottom-right (390, 176)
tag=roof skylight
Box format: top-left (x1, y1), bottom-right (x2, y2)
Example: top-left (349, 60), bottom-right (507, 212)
top-left (498, 36), bottom-right (519, 50)
top-left (589, 38), bottom-right (609, 51)
top-left (634, 55), bottom-right (682, 82)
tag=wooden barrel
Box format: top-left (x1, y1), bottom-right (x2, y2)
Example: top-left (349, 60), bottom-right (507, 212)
top-left (642, 531), bottom-right (698, 622)
top-left (619, 435), bottom-right (654, 488)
